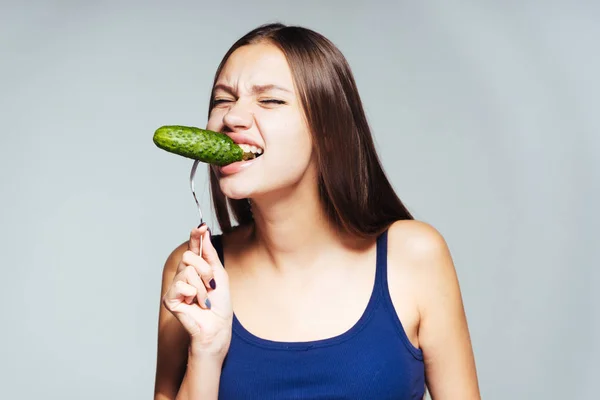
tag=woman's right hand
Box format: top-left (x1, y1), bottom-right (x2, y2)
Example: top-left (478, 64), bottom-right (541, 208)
top-left (162, 225), bottom-right (233, 360)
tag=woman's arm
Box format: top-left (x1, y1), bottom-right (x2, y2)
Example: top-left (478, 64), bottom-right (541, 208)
top-left (154, 244), bottom-right (223, 400)
top-left (175, 350), bottom-right (223, 400)
top-left (390, 221), bottom-right (481, 399)
top-left (154, 242), bottom-right (190, 399)
top-left (154, 227), bottom-right (231, 400)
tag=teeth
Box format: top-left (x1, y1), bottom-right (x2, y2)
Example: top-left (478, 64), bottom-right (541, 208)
top-left (239, 143), bottom-right (263, 154)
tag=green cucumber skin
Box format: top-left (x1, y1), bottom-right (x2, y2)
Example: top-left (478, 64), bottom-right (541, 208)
top-left (153, 125), bottom-right (244, 166)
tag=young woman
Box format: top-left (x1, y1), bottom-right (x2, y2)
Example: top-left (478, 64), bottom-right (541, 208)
top-left (154, 23), bottom-right (481, 400)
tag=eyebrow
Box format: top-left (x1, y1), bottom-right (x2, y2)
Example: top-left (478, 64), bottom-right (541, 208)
top-left (212, 83), bottom-right (292, 95)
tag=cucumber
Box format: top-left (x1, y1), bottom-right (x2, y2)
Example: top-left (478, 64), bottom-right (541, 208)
top-left (153, 125), bottom-right (254, 166)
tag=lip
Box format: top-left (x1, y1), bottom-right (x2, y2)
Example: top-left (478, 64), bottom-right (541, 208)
top-left (225, 131), bottom-right (264, 150)
top-left (219, 157), bottom-right (260, 176)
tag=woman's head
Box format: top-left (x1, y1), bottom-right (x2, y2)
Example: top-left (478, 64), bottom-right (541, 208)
top-left (207, 23), bottom-right (413, 237)
top-left (206, 40), bottom-right (314, 203)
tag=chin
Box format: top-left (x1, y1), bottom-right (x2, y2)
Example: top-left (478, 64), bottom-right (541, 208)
top-left (218, 178), bottom-right (257, 200)
top-left (217, 158), bottom-right (315, 202)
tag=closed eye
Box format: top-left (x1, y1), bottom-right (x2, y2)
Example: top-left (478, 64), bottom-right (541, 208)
top-left (212, 98), bottom-right (286, 107)
top-left (260, 99), bottom-right (286, 105)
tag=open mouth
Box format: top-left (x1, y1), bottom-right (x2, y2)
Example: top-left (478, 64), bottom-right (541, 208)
top-left (239, 143), bottom-right (264, 161)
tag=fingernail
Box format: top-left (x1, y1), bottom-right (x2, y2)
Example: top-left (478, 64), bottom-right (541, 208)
top-left (204, 297), bottom-right (212, 309)
top-left (209, 278), bottom-right (216, 290)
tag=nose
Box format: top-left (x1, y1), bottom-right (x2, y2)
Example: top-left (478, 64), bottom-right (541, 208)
top-left (222, 102), bottom-right (253, 132)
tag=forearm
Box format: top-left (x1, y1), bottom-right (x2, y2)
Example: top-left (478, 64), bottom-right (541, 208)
top-left (176, 351), bottom-right (223, 400)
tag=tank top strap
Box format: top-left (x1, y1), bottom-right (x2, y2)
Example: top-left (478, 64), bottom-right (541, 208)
top-left (374, 226), bottom-right (424, 360)
top-left (211, 233), bottom-right (225, 265)
top-left (374, 227), bottom-right (389, 299)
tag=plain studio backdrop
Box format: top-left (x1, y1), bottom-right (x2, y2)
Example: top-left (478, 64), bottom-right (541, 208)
top-left (1, 1), bottom-right (598, 399)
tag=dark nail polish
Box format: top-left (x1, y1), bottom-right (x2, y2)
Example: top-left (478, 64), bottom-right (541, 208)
top-left (209, 278), bottom-right (216, 290)
top-left (205, 297), bottom-right (212, 309)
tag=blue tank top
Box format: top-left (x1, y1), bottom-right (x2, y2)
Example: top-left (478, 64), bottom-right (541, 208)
top-left (212, 228), bottom-right (425, 399)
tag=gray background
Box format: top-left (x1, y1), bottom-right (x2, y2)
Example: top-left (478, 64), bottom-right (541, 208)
top-left (1, 1), bottom-right (598, 399)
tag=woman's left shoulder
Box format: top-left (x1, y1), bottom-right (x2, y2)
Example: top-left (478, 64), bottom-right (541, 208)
top-left (386, 219), bottom-right (452, 264)
top-left (385, 219), bottom-right (459, 298)
top-left (386, 221), bottom-right (480, 397)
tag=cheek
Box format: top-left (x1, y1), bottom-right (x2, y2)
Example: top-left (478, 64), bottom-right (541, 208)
top-left (206, 109), bottom-right (225, 130)
top-left (263, 113), bottom-right (310, 150)
top-left (264, 125), bottom-right (313, 175)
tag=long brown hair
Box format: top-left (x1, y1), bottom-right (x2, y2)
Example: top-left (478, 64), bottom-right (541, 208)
top-left (207, 23), bottom-right (413, 238)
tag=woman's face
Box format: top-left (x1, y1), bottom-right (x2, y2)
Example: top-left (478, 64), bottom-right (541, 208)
top-left (206, 42), bottom-right (314, 201)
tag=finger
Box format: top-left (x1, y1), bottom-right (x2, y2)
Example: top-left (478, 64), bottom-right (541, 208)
top-left (162, 282), bottom-right (202, 336)
top-left (163, 280), bottom-right (197, 310)
top-left (184, 265), bottom-right (210, 309)
top-left (189, 224), bottom-right (209, 256)
top-left (181, 250), bottom-right (215, 292)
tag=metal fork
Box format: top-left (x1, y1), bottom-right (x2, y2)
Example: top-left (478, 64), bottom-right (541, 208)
top-left (189, 159), bottom-right (205, 255)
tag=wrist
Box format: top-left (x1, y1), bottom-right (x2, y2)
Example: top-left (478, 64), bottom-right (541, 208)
top-left (188, 342), bottom-right (227, 364)
top-left (180, 346), bottom-right (223, 400)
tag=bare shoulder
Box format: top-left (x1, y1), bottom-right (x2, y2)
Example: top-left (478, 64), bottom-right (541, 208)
top-left (386, 219), bottom-right (457, 295)
top-left (387, 219), bottom-right (451, 264)
top-left (386, 219), bottom-right (463, 319)
top-left (387, 220), bottom-right (481, 398)
top-left (384, 220), bottom-right (456, 347)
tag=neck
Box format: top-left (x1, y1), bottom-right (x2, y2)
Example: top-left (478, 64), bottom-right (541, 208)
top-left (246, 179), bottom-right (347, 273)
